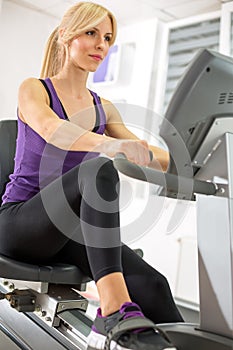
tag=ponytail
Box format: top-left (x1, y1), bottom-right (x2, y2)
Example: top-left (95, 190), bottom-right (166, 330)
top-left (40, 27), bottom-right (65, 78)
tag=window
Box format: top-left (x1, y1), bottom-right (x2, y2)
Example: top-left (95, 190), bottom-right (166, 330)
top-left (231, 13), bottom-right (233, 56)
top-left (164, 18), bottom-right (220, 112)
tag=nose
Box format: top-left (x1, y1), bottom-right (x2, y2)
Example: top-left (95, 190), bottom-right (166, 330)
top-left (96, 36), bottom-right (105, 50)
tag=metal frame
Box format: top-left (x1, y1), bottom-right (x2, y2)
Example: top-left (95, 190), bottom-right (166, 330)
top-left (157, 133), bottom-right (233, 349)
top-left (197, 132), bottom-right (233, 338)
top-left (0, 280), bottom-right (92, 350)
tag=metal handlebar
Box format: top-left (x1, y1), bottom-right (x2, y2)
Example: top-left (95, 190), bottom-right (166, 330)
top-left (113, 153), bottom-right (217, 197)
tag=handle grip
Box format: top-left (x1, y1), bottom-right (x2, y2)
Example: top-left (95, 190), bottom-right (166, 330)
top-left (113, 153), bottom-right (217, 197)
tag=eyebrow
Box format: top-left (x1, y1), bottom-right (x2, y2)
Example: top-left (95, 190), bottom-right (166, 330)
top-left (92, 27), bottom-right (113, 36)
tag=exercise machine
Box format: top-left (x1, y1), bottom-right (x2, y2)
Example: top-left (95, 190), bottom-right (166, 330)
top-left (114, 48), bottom-right (233, 349)
top-left (1, 48), bottom-right (233, 350)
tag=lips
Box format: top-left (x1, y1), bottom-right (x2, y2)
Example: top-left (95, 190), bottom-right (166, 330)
top-left (89, 54), bottom-right (103, 61)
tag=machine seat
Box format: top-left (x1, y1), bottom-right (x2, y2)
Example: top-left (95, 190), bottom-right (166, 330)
top-left (0, 254), bottom-right (91, 284)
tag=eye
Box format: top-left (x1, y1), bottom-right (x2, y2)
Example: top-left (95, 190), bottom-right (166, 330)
top-left (86, 30), bottom-right (95, 36)
top-left (105, 35), bottom-right (112, 42)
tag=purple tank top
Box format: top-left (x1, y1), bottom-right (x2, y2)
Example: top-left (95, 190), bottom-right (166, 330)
top-left (2, 78), bottom-right (106, 204)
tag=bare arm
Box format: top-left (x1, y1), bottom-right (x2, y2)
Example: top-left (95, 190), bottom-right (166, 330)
top-left (18, 78), bottom-right (151, 166)
top-left (18, 78), bottom-right (111, 152)
top-left (103, 99), bottom-right (169, 171)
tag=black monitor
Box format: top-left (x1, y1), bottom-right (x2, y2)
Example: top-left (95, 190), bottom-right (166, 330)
top-left (159, 49), bottom-right (233, 179)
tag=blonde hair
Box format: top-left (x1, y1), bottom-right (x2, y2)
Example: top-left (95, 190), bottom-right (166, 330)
top-left (40, 2), bottom-right (117, 78)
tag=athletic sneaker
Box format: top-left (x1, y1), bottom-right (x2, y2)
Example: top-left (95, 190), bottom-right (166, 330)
top-left (87, 302), bottom-right (177, 350)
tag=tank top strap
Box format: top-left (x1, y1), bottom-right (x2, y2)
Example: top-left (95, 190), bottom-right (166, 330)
top-left (40, 78), bottom-right (68, 121)
top-left (40, 78), bottom-right (106, 134)
top-left (89, 90), bottom-right (106, 134)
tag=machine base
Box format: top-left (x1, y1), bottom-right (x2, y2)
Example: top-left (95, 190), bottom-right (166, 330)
top-left (157, 323), bottom-right (233, 350)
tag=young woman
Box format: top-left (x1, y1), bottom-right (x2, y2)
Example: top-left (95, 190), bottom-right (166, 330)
top-left (0, 2), bottom-right (183, 349)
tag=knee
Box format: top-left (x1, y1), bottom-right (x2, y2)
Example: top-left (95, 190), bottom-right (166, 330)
top-left (96, 158), bottom-right (119, 201)
top-left (85, 157), bottom-right (119, 182)
top-left (97, 157), bottom-right (119, 181)
top-left (81, 157), bottom-right (120, 201)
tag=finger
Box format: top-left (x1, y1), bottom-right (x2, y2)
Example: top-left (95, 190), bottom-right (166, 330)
top-left (140, 139), bottom-right (149, 149)
top-left (136, 142), bottom-right (148, 166)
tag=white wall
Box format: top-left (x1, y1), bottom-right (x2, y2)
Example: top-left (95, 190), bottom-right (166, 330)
top-left (0, 1), bottom-right (58, 119)
top-left (88, 18), bottom-right (158, 109)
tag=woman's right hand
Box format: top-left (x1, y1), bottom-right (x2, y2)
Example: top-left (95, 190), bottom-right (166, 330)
top-left (97, 139), bottom-right (151, 167)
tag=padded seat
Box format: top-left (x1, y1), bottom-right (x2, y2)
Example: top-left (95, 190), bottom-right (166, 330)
top-left (0, 254), bottom-right (91, 284)
top-left (0, 120), bottom-right (90, 285)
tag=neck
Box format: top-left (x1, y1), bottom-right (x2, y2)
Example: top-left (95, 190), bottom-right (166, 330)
top-left (52, 65), bottom-right (90, 99)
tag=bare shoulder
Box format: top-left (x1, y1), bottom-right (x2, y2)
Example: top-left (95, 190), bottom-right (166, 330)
top-left (19, 77), bottom-right (41, 91)
top-left (100, 97), bottom-right (122, 123)
top-left (100, 97), bottom-right (113, 110)
top-left (19, 77), bottom-right (49, 104)
top-left (18, 78), bottom-right (50, 123)
top-left (100, 97), bottom-right (111, 105)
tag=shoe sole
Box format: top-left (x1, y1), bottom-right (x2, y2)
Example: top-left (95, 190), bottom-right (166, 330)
top-left (87, 330), bottom-right (177, 350)
top-left (87, 331), bottom-right (125, 350)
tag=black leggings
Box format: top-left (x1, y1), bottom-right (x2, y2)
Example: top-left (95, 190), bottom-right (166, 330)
top-left (0, 157), bottom-right (183, 324)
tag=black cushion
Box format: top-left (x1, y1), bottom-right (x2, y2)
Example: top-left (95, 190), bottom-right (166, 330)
top-left (0, 120), bottom-right (17, 203)
top-left (0, 254), bottom-right (91, 284)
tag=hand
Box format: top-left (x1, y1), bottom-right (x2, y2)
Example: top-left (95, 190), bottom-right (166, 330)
top-left (98, 139), bottom-right (151, 167)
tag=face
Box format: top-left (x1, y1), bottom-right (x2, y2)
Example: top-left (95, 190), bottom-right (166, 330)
top-left (68, 16), bottom-right (113, 72)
